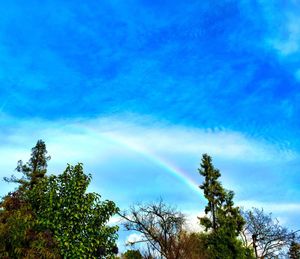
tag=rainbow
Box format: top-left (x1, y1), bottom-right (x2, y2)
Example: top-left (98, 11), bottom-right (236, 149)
top-left (81, 124), bottom-right (203, 196)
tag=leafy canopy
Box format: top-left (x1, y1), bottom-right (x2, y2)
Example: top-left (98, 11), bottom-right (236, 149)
top-left (29, 163), bottom-right (119, 258)
top-left (1, 140), bottom-right (119, 258)
top-left (0, 140), bottom-right (60, 258)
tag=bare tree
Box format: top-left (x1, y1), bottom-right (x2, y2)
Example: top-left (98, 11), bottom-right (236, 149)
top-left (241, 208), bottom-right (297, 258)
top-left (119, 200), bottom-right (208, 259)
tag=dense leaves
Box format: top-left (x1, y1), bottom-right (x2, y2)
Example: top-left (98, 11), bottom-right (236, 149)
top-left (198, 154), bottom-right (253, 259)
top-left (0, 140), bottom-right (119, 258)
top-left (0, 140), bottom-right (60, 258)
top-left (122, 249), bottom-right (143, 259)
top-left (29, 163), bottom-right (119, 258)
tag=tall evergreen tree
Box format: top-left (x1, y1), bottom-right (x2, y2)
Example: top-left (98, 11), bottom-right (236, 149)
top-left (0, 140), bottom-right (59, 258)
top-left (198, 154), bottom-right (253, 259)
top-left (199, 154), bottom-right (224, 231)
top-left (5, 139), bottom-right (50, 190)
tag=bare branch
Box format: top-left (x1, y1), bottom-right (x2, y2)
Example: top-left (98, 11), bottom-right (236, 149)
top-left (241, 207), bottom-right (298, 258)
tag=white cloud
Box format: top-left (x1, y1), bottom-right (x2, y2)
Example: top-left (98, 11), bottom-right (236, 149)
top-left (262, 0), bottom-right (300, 58)
top-left (238, 200), bottom-right (300, 213)
top-left (182, 209), bottom-right (204, 232)
top-left (125, 233), bottom-right (144, 245)
top-left (270, 13), bottom-right (300, 56)
top-left (0, 114), bottom-right (297, 188)
top-left (80, 115), bottom-right (296, 163)
top-left (0, 114), bottom-right (298, 231)
top-left (108, 215), bottom-right (123, 226)
top-left (237, 200), bottom-right (300, 229)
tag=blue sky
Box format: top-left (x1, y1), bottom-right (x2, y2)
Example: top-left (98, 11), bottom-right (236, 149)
top-left (1, 0), bottom-right (300, 248)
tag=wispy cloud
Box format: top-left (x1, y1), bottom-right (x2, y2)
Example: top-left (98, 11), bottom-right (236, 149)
top-left (270, 14), bottom-right (300, 56)
top-left (239, 200), bottom-right (300, 214)
top-left (260, 0), bottom-right (300, 58)
top-left (1, 115), bottom-right (298, 218)
top-left (0, 0), bottom-right (299, 146)
top-left (238, 200), bottom-right (300, 229)
top-left (0, 114), bottom-right (296, 172)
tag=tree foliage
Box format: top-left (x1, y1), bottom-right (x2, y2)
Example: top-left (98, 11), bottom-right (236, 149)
top-left (177, 231), bottom-right (209, 259)
top-left (122, 249), bottom-right (143, 259)
top-left (0, 140), bottom-right (119, 258)
top-left (198, 154), bottom-right (253, 259)
top-left (0, 140), bottom-right (60, 258)
top-left (29, 163), bottom-right (119, 258)
top-left (4, 139), bottom-right (50, 191)
top-left (1, 142), bottom-right (298, 258)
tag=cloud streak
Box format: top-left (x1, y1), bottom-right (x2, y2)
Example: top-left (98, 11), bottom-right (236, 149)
top-left (0, 0), bottom-right (299, 150)
top-left (0, 115), bottom-right (299, 226)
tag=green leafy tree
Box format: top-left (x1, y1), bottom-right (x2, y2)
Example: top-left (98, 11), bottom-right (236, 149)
top-left (198, 154), bottom-right (253, 259)
top-left (122, 249), bottom-right (143, 259)
top-left (0, 196), bottom-right (60, 258)
top-left (0, 140), bottom-right (60, 258)
top-left (1, 140), bottom-right (119, 258)
top-left (29, 163), bottom-right (119, 258)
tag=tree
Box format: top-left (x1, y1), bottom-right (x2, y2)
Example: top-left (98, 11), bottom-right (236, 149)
top-left (198, 154), bottom-right (253, 259)
top-left (4, 139), bottom-right (50, 191)
top-left (122, 249), bottom-right (143, 259)
top-left (241, 208), bottom-right (297, 258)
top-left (0, 140), bottom-right (60, 258)
top-left (288, 240), bottom-right (300, 259)
top-left (199, 154), bottom-right (223, 231)
top-left (29, 163), bottom-right (119, 258)
top-left (178, 231), bottom-right (209, 259)
top-left (120, 200), bottom-right (204, 259)
top-left (0, 196), bottom-right (60, 258)
top-left (1, 140), bottom-right (119, 258)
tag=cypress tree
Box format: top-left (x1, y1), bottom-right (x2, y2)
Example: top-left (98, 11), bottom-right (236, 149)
top-left (198, 154), bottom-right (253, 259)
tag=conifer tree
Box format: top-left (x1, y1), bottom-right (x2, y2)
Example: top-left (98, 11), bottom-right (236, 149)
top-left (4, 139), bottom-right (50, 190)
top-left (199, 154), bottom-right (224, 230)
top-left (198, 154), bottom-right (253, 259)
